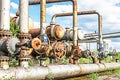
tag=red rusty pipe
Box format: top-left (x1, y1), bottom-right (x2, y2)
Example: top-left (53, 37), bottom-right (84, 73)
top-left (29, 28), bottom-right (40, 38)
top-left (29, 0), bottom-right (78, 46)
top-left (29, 0), bottom-right (71, 5)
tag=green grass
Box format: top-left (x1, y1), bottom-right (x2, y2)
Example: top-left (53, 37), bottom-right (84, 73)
top-left (79, 58), bottom-right (92, 63)
top-left (88, 72), bottom-right (98, 80)
top-left (10, 21), bottom-right (19, 36)
top-left (114, 68), bottom-right (120, 74)
top-left (46, 72), bottom-right (54, 80)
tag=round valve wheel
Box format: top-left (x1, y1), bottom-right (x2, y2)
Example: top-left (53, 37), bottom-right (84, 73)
top-left (53, 42), bottom-right (66, 59)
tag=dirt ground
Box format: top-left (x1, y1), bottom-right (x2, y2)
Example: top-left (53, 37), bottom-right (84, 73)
top-left (98, 74), bottom-right (120, 80)
top-left (65, 74), bottom-right (120, 80)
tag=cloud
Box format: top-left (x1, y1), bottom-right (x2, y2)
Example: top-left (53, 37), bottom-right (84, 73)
top-left (46, 5), bottom-right (72, 15)
top-left (10, 2), bottom-right (18, 10)
top-left (34, 22), bottom-right (40, 28)
top-left (10, 13), bottom-right (16, 17)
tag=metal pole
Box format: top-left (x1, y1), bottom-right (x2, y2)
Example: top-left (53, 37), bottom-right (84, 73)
top-left (19, 0), bottom-right (29, 33)
top-left (98, 15), bottom-right (103, 51)
top-left (0, 0), bottom-right (10, 30)
top-left (40, 0), bottom-right (46, 35)
top-left (0, 62), bottom-right (120, 79)
top-left (73, 0), bottom-right (78, 46)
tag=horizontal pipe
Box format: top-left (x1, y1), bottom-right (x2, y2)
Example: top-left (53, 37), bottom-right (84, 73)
top-left (0, 62), bottom-right (120, 79)
top-left (29, 0), bottom-right (71, 5)
top-left (78, 35), bottom-right (120, 43)
top-left (85, 31), bottom-right (120, 37)
top-left (50, 10), bottom-right (97, 24)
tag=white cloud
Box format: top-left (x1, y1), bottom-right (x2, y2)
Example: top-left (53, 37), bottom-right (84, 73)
top-left (34, 22), bottom-right (40, 28)
top-left (10, 13), bottom-right (16, 17)
top-left (10, 2), bottom-right (18, 10)
top-left (46, 5), bottom-right (72, 15)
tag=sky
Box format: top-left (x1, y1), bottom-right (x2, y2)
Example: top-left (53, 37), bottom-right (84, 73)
top-left (10, 0), bottom-right (120, 51)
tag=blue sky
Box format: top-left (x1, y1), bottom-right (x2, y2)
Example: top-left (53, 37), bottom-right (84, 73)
top-left (10, 0), bottom-right (120, 51)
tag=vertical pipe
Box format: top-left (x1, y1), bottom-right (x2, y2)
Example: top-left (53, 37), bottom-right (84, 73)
top-left (98, 15), bottom-right (103, 51)
top-left (40, 0), bottom-right (46, 35)
top-left (73, 0), bottom-right (78, 46)
top-left (0, 0), bottom-right (10, 30)
top-left (19, 0), bottom-right (29, 33)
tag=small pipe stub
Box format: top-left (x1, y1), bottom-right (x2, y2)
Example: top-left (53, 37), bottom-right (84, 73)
top-left (18, 57), bottom-right (31, 68)
top-left (31, 38), bottom-right (41, 50)
top-left (0, 56), bottom-right (9, 69)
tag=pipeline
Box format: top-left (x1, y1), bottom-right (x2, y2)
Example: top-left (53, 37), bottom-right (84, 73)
top-left (29, 0), bottom-right (73, 5)
top-left (50, 10), bottom-right (97, 24)
top-left (19, 0), bottom-right (29, 33)
top-left (0, 0), bottom-right (10, 30)
top-left (50, 10), bottom-right (103, 51)
top-left (40, 0), bottom-right (46, 36)
top-left (29, 0), bottom-right (78, 46)
top-left (78, 34), bottom-right (120, 43)
top-left (0, 62), bottom-right (120, 79)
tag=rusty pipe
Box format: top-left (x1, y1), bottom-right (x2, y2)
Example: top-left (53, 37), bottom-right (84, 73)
top-left (29, 0), bottom-right (78, 46)
top-left (51, 10), bottom-right (102, 50)
top-left (19, 0), bottom-right (29, 33)
top-left (29, 0), bottom-right (71, 5)
top-left (0, 0), bottom-right (10, 30)
top-left (40, 0), bottom-right (46, 35)
top-left (0, 62), bottom-right (120, 79)
top-left (50, 10), bottom-right (97, 24)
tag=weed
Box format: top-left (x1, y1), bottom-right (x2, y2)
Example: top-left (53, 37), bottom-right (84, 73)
top-left (46, 72), bottom-right (54, 80)
top-left (10, 22), bottom-right (19, 36)
top-left (88, 72), bottom-right (98, 80)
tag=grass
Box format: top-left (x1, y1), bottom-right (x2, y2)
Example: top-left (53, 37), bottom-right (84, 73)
top-left (88, 72), bottom-right (98, 80)
top-left (114, 68), bottom-right (120, 74)
top-left (10, 21), bottom-right (19, 36)
top-left (46, 72), bottom-right (54, 80)
top-left (79, 58), bottom-right (92, 63)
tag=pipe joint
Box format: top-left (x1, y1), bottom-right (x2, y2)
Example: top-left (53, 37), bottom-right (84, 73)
top-left (0, 56), bottom-right (9, 69)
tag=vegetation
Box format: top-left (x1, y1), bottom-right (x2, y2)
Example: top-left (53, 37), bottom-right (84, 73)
top-left (10, 22), bottom-right (19, 36)
top-left (114, 68), bottom-right (120, 74)
top-left (79, 58), bottom-right (92, 63)
top-left (46, 72), bottom-right (54, 80)
top-left (9, 59), bottom-right (19, 67)
top-left (88, 72), bottom-right (98, 80)
top-left (2, 76), bottom-right (15, 80)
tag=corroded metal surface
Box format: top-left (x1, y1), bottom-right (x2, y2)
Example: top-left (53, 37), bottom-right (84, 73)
top-left (0, 30), bottom-right (12, 38)
top-left (0, 56), bottom-right (9, 69)
top-left (40, 0), bottom-right (46, 35)
top-left (29, 0), bottom-right (78, 46)
top-left (69, 46), bottom-right (82, 64)
top-left (46, 24), bottom-right (65, 40)
top-left (29, 0), bottom-right (71, 5)
top-left (51, 10), bottom-right (97, 24)
top-left (29, 28), bottom-right (40, 38)
top-left (0, 63), bottom-right (120, 79)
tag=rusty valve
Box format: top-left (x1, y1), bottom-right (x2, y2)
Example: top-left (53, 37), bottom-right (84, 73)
top-left (31, 38), bottom-right (41, 50)
top-left (53, 42), bottom-right (66, 59)
top-left (69, 46), bottom-right (82, 64)
top-left (46, 24), bottom-right (65, 40)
